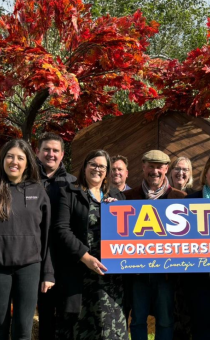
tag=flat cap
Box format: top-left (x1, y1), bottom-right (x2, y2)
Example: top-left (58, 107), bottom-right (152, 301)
top-left (142, 150), bottom-right (170, 164)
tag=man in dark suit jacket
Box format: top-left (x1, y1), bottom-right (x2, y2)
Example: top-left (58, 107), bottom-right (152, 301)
top-left (124, 150), bottom-right (186, 340)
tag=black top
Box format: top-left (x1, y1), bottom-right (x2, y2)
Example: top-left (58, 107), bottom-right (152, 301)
top-left (0, 181), bottom-right (54, 282)
top-left (53, 183), bottom-right (125, 313)
top-left (186, 190), bottom-right (202, 199)
top-left (37, 159), bottom-right (76, 220)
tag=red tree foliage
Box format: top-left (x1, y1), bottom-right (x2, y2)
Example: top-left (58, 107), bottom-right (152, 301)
top-left (146, 18), bottom-right (210, 119)
top-left (0, 0), bottom-right (159, 141)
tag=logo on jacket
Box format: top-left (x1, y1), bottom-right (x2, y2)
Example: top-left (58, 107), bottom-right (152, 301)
top-left (26, 196), bottom-right (38, 200)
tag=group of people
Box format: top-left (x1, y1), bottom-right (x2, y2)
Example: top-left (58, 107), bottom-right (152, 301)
top-left (0, 133), bottom-right (209, 340)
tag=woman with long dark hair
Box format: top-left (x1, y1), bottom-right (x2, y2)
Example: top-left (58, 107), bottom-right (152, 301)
top-left (0, 139), bottom-right (54, 340)
top-left (54, 149), bottom-right (129, 340)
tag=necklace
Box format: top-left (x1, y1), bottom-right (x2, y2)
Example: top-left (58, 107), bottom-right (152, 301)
top-left (203, 185), bottom-right (210, 198)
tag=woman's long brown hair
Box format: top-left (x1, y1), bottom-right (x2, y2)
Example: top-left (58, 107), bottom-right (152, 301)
top-left (0, 139), bottom-right (40, 221)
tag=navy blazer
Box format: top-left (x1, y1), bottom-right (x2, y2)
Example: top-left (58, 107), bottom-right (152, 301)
top-left (186, 190), bottom-right (202, 199)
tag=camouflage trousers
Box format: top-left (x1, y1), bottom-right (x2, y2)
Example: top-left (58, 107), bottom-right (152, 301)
top-left (55, 269), bottom-right (129, 340)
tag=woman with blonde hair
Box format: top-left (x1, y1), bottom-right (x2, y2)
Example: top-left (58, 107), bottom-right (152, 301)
top-left (168, 156), bottom-right (194, 194)
top-left (168, 156), bottom-right (194, 339)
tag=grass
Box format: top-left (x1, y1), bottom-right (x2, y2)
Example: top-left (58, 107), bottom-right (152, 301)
top-left (148, 335), bottom-right (155, 340)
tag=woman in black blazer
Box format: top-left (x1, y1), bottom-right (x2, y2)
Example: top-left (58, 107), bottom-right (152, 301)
top-left (54, 150), bottom-right (129, 340)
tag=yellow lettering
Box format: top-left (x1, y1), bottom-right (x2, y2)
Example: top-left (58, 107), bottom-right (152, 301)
top-left (133, 205), bottom-right (166, 236)
top-left (190, 204), bottom-right (210, 235)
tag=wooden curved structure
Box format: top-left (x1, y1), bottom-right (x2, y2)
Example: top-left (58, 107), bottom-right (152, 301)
top-left (71, 111), bottom-right (210, 190)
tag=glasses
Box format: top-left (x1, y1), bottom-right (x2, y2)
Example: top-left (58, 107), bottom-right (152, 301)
top-left (87, 162), bottom-right (107, 172)
top-left (173, 167), bottom-right (189, 173)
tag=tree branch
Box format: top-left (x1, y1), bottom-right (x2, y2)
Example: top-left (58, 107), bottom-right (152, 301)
top-left (22, 88), bottom-right (49, 141)
top-left (0, 116), bottom-right (23, 128)
top-left (150, 54), bottom-right (173, 60)
top-left (7, 100), bottom-right (27, 115)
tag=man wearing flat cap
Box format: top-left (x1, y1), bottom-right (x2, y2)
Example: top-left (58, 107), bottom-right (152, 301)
top-left (124, 150), bottom-right (186, 340)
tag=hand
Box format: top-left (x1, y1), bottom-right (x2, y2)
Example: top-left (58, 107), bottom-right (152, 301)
top-left (80, 252), bottom-right (108, 275)
top-left (41, 281), bottom-right (55, 293)
top-left (103, 197), bottom-right (118, 203)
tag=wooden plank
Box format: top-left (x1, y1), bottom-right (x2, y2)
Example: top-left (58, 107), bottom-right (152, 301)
top-left (72, 111), bottom-right (159, 188)
top-left (159, 112), bottom-right (210, 189)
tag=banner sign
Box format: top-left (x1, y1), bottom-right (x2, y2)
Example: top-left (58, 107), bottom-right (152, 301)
top-left (101, 199), bottom-right (210, 273)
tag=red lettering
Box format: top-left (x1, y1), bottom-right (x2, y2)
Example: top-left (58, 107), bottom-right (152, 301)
top-left (110, 205), bottom-right (135, 237)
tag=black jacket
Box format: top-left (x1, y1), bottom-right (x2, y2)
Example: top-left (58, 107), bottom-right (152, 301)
top-left (37, 159), bottom-right (76, 220)
top-left (186, 190), bottom-right (202, 198)
top-left (53, 183), bottom-right (125, 313)
top-left (0, 181), bottom-right (54, 282)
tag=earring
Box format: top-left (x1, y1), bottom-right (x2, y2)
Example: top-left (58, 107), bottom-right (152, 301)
top-left (104, 178), bottom-right (107, 184)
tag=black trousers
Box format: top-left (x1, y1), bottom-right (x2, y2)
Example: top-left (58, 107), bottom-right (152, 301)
top-left (0, 262), bottom-right (40, 340)
top-left (38, 285), bottom-right (57, 340)
top-left (183, 273), bottom-right (210, 340)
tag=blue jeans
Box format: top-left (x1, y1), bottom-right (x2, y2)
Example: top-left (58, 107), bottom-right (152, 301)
top-left (0, 263), bottom-right (40, 340)
top-left (130, 274), bottom-right (174, 340)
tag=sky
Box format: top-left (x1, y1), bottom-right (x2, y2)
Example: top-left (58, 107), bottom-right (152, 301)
top-left (0, 0), bottom-right (14, 13)
top-left (1, 0), bottom-right (210, 13)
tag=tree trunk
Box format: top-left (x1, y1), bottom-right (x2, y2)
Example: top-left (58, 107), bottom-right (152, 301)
top-left (22, 89), bottom-right (49, 142)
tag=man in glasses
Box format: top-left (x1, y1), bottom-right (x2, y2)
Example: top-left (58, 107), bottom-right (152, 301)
top-left (124, 150), bottom-right (186, 340)
top-left (111, 155), bottom-right (131, 192)
top-left (36, 132), bottom-right (76, 340)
